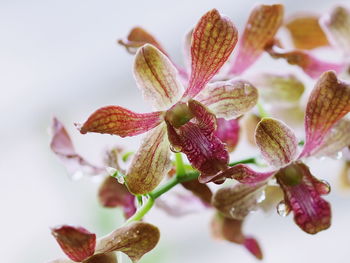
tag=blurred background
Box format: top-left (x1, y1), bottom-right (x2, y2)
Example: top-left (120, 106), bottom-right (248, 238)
top-left (1, 0), bottom-right (350, 262)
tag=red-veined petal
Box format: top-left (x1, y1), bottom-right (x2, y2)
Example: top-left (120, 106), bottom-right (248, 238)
top-left (134, 44), bottom-right (183, 110)
top-left (320, 6), bottom-right (350, 55)
top-left (300, 71), bottom-right (350, 158)
top-left (229, 4), bottom-right (284, 75)
top-left (51, 226), bottom-right (96, 262)
top-left (276, 162), bottom-right (331, 234)
top-left (50, 117), bottom-right (103, 176)
top-left (78, 106), bottom-right (164, 137)
top-left (98, 176), bottom-right (136, 219)
top-left (255, 118), bottom-right (298, 168)
top-left (183, 9), bottom-right (238, 99)
top-left (195, 80), bottom-right (258, 119)
top-left (166, 100), bottom-right (229, 177)
top-left (95, 222), bottom-right (160, 262)
top-left (214, 118), bottom-right (240, 152)
top-left (126, 123), bottom-right (171, 194)
top-left (181, 178), bottom-right (213, 205)
top-left (199, 164), bottom-right (275, 184)
top-left (285, 15), bottom-right (329, 50)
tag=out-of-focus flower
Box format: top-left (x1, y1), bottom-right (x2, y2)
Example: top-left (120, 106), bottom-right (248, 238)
top-left (50, 118), bottom-right (136, 219)
top-left (202, 71), bottom-right (350, 234)
top-left (50, 222), bottom-right (160, 263)
top-left (78, 9), bottom-right (258, 195)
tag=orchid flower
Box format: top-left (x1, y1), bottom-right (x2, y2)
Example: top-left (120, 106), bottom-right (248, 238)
top-left (50, 117), bottom-right (137, 219)
top-left (265, 9), bottom-right (348, 79)
top-left (201, 71), bottom-right (350, 234)
top-left (77, 9), bottom-right (258, 195)
top-left (50, 222), bottom-right (159, 263)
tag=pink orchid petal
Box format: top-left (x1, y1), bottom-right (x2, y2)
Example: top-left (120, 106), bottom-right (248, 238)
top-left (183, 9), bottom-right (238, 99)
top-left (195, 80), bottom-right (258, 119)
top-left (276, 162), bottom-right (331, 234)
top-left (126, 123), bottom-right (171, 194)
top-left (95, 222), bottom-right (160, 262)
top-left (229, 4), bottom-right (284, 75)
top-left (214, 118), bottom-right (240, 152)
top-left (78, 106), bottom-right (164, 137)
top-left (166, 100), bottom-right (229, 176)
top-left (212, 182), bottom-right (267, 220)
top-left (301, 71), bottom-right (350, 158)
top-left (251, 73), bottom-right (304, 106)
top-left (244, 237), bottom-right (263, 260)
top-left (321, 6), bottom-right (350, 55)
top-left (98, 176), bottom-right (136, 219)
top-left (312, 119), bottom-right (350, 158)
top-left (285, 15), bottom-right (330, 50)
top-left (266, 45), bottom-right (346, 79)
top-left (255, 118), bottom-right (298, 168)
top-left (134, 44), bottom-right (184, 110)
top-left (211, 213), bottom-right (263, 260)
top-left (118, 26), bottom-right (166, 55)
top-left (50, 118), bottom-right (103, 176)
top-left (51, 225), bottom-right (96, 262)
top-left (199, 164), bottom-right (275, 185)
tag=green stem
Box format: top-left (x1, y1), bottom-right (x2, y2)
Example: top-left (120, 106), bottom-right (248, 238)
top-left (126, 156), bottom-right (259, 223)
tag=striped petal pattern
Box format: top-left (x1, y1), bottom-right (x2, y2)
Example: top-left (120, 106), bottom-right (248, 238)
top-left (126, 123), bottom-right (171, 194)
top-left (78, 106), bottom-right (164, 137)
top-left (230, 4), bottom-right (284, 75)
top-left (134, 44), bottom-right (183, 110)
top-left (183, 9), bottom-right (238, 99)
top-left (301, 71), bottom-right (350, 158)
top-left (195, 80), bottom-right (258, 119)
top-left (255, 118), bottom-right (298, 168)
top-left (276, 162), bottom-right (331, 234)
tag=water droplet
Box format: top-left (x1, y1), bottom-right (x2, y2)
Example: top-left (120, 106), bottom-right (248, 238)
top-left (318, 180), bottom-right (331, 195)
top-left (277, 201), bottom-right (290, 217)
top-left (170, 144), bottom-right (182, 153)
top-left (257, 191), bottom-right (266, 203)
top-left (336, 151), bottom-right (343, 160)
top-left (106, 167), bottom-right (125, 184)
top-left (229, 207), bottom-right (236, 217)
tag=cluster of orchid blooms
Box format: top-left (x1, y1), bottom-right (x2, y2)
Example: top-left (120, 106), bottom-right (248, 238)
top-left (49, 4), bottom-right (350, 262)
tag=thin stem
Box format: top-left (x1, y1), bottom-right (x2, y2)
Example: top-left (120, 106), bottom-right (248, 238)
top-left (175, 152), bottom-right (186, 176)
top-left (229, 157), bottom-right (257, 167)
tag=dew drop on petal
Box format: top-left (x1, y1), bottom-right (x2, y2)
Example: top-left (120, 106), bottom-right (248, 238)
top-left (277, 200), bottom-right (290, 217)
top-left (336, 151), bottom-right (343, 160)
top-left (317, 180), bottom-right (331, 195)
top-left (170, 144), bottom-right (182, 153)
top-left (229, 207), bottom-right (236, 217)
top-left (257, 191), bottom-right (266, 203)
